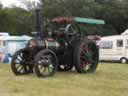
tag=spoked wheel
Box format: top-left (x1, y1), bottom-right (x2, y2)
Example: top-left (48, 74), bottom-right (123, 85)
top-left (57, 64), bottom-right (73, 71)
top-left (34, 49), bottom-right (58, 78)
top-left (11, 49), bottom-right (34, 75)
top-left (74, 40), bottom-right (99, 73)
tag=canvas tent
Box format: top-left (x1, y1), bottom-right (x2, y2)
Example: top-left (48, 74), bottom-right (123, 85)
top-left (0, 32), bottom-right (9, 36)
top-left (0, 35), bottom-right (32, 56)
top-left (0, 35), bottom-right (32, 63)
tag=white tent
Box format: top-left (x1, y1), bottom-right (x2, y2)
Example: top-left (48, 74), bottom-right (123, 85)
top-left (0, 35), bottom-right (32, 41)
top-left (0, 35), bottom-right (32, 56)
top-left (0, 32), bottom-right (9, 36)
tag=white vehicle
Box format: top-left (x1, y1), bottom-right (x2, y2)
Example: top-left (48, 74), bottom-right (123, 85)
top-left (98, 29), bottom-right (128, 64)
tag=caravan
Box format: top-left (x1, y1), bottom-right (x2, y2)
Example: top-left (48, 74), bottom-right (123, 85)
top-left (98, 29), bottom-right (128, 63)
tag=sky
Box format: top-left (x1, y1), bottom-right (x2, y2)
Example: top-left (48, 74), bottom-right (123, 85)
top-left (0, 0), bottom-right (39, 7)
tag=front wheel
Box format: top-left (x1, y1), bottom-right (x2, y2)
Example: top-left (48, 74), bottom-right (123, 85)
top-left (11, 49), bottom-right (33, 75)
top-left (34, 49), bottom-right (58, 78)
top-left (73, 40), bottom-right (99, 73)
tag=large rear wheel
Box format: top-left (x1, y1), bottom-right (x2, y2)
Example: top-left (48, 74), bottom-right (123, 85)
top-left (74, 40), bottom-right (99, 73)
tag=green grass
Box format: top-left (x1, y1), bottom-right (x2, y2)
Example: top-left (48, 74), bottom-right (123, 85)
top-left (0, 63), bottom-right (128, 96)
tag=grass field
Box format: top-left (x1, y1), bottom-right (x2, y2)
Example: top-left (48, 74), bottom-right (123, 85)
top-left (0, 63), bottom-right (128, 96)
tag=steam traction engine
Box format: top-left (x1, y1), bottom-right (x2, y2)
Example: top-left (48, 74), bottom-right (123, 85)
top-left (11, 17), bottom-right (104, 78)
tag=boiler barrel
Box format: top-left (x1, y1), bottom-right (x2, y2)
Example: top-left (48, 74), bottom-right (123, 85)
top-left (44, 39), bottom-right (60, 50)
top-left (28, 38), bottom-right (60, 51)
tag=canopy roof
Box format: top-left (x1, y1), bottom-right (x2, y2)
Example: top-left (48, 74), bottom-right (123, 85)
top-left (74, 17), bottom-right (105, 24)
top-left (51, 17), bottom-right (105, 24)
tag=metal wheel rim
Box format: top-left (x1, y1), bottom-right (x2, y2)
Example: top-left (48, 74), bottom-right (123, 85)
top-left (80, 44), bottom-right (95, 72)
top-left (13, 51), bottom-right (29, 74)
top-left (37, 53), bottom-right (55, 77)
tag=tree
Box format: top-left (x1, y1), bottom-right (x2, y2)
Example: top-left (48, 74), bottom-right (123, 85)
top-left (95, 0), bottom-right (128, 34)
top-left (0, 7), bottom-right (34, 35)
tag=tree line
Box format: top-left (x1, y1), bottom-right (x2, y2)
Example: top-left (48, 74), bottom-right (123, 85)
top-left (0, 2), bottom-right (34, 35)
top-left (0, 0), bottom-right (128, 36)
